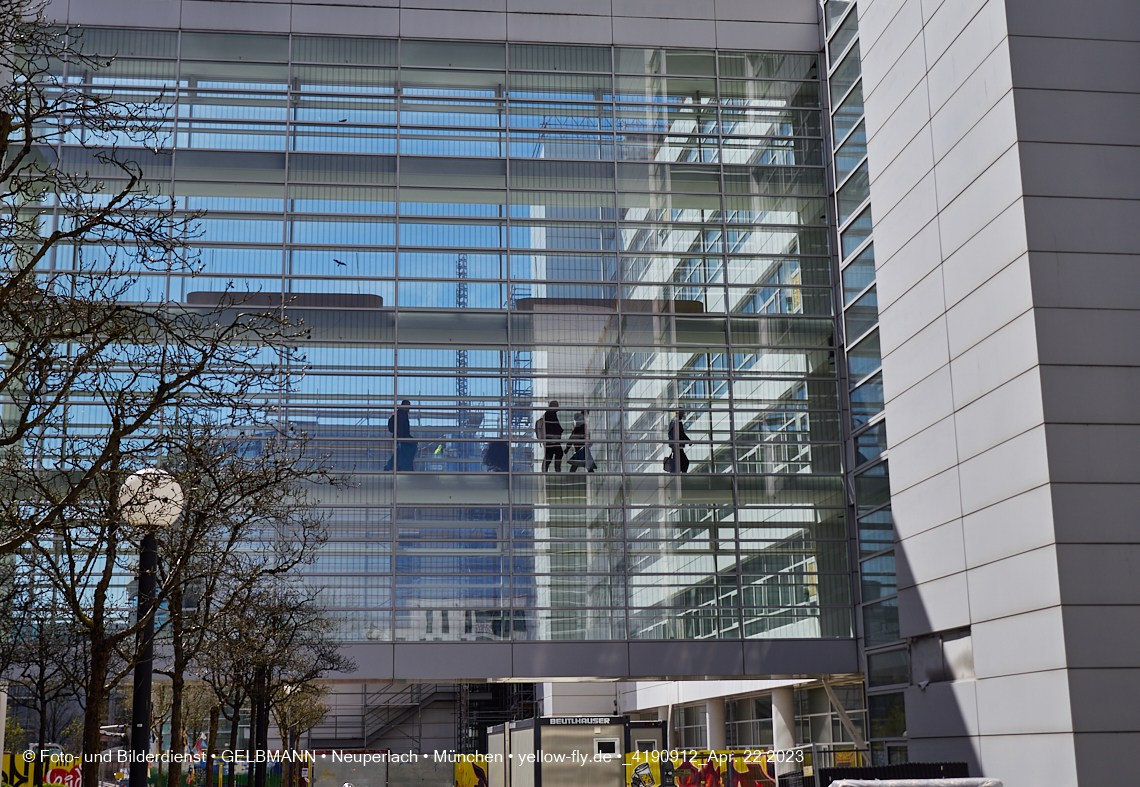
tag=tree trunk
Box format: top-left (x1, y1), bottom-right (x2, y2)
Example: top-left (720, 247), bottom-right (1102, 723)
top-left (37, 672), bottom-right (48, 787)
top-left (81, 646), bottom-right (111, 787)
top-left (225, 705), bottom-right (239, 787)
top-left (252, 668), bottom-right (268, 787)
top-left (166, 588), bottom-right (184, 787)
top-left (38, 684), bottom-right (48, 751)
top-left (166, 671), bottom-right (183, 787)
top-left (203, 706), bottom-right (219, 787)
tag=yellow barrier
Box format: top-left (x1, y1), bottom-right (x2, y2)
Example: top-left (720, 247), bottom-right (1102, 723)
top-left (2, 753), bottom-right (83, 787)
top-left (625, 750), bottom-right (777, 787)
top-left (453, 754), bottom-right (489, 787)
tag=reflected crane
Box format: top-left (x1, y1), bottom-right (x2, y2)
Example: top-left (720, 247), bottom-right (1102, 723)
top-left (456, 253), bottom-right (469, 427)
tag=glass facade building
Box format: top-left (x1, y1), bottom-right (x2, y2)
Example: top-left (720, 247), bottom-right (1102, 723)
top-left (27, 0), bottom-right (1140, 779)
top-left (62, 30), bottom-right (853, 644)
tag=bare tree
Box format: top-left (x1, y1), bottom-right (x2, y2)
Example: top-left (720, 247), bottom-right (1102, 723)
top-left (180, 681), bottom-right (216, 755)
top-left (155, 424), bottom-right (337, 787)
top-left (1, 0), bottom-right (301, 553)
top-left (273, 683), bottom-right (330, 787)
top-left (247, 587), bottom-right (353, 787)
top-left (117, 681), bottom-right (173, 754)
top-left (5, 712), bottom-right (29, 752)
top-left (150, 682), bottom-right (174, 754)
top-left (7, 603), bottom-right (84, 754)
top-left (1, 4), bottom-right (313, 785)
top-left (198, 585), bottom-right (354, 787)
top-left (0, 11), bottom-right (365, 787)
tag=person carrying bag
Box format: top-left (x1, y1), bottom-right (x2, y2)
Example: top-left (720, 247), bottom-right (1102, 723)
top-left (567, 410), bottom-right (597, 473)
top-left (664, 409), bottom-right (691, 473)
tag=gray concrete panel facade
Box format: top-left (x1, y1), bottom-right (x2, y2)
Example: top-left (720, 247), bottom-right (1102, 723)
top-left (53, 0), bottom-right (821, 49)
top-left (859, 0), bottom-right (1140, 783)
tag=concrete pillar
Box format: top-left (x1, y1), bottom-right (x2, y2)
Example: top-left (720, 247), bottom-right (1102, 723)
top-left (705, 699), bottom-right (726, 751)
top-left (772, 686), bottom-right (796, 775)
top-left (657, 707), bottom-right (672, 750)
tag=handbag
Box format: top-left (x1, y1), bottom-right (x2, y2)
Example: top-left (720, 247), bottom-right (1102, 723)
top-left (569, 447), bottom-right (586, 467)
top-left (663, 453), bottom-right (673, 472)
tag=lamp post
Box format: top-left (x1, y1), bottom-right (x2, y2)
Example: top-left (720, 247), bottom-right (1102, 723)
top-left (120, 468), bottom-right (184, 787)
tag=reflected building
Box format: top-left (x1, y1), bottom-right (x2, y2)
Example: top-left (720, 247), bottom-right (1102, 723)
top-left (49, 8), bottom-right (855, 762)
top-left (60, 30), bottom-right (846, 647)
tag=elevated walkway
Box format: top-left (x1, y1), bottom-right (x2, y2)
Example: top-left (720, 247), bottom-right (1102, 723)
top-left (334, 638), bottom-right (858, 682)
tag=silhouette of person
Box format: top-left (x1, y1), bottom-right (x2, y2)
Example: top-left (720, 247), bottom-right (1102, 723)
top-left (667, 409), bottom-right (691, 473)
top-left (483, 440), bottom-right (509, 472)
top-left (567, 410), bottom-right (596, 472)
top-left (538, 400), bottom-right (565, 472)
top-left (385, 400), bottom-right (417, 471)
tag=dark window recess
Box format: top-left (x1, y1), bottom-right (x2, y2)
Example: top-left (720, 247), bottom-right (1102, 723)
top-left (834, 119), bottom-right (866, 183)
top-left (841, 206), bottom-right (873, 259)
top-left (829, 45), bottom-right (862, 106)
top-left (860, 552), bottom-right (897, 601)
top-left (832, 80), bottom-right (864, 147)
top-left (847, 328), bottom-right (881, 380)
top-left (863, 597), bottom-right (900, 644)
top-left (867, 648), bottom-right (909, 688)
top-left (837, 161), bottom-right (870, 224)
top-left (868, 692), bottom-right (906, 738)
top-left (911, 627), bottom-right (975, 685)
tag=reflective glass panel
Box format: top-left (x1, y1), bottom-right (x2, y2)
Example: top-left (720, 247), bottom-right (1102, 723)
top-left (828, 9), bottom-right (860, 64)
top-left (50, 30), bottom-right (854, 643)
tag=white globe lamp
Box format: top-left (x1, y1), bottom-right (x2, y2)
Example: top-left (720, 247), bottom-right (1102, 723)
top-left (119, 467), bottom-right (184, 528)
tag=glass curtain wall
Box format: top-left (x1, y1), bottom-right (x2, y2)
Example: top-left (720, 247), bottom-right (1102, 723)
top-left (62, 31), bottom-right (852, 643)
top-left (823, 0), bottom-right (906, 765)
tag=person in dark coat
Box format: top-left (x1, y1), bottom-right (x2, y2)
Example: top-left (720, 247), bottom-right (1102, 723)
top-left (667, 409), bottom-right (691, 473)
top-left (567, 410), bottom-right (596, 472)
top-left (539, 400), bottom-right (565, 472)
top-left (483, 440), bottom-right (509, 472)
top-left (385, 399), bottom-right (417, 471)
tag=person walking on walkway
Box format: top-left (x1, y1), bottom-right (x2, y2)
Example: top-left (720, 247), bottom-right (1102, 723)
top-left (538, 400), bottom-right (565, 472)
top-left (666, 409), bottom-right (691, 474)
top-left (385, 399), bottom-right (418, 471)
top-left (567, 409), bottom-right (596, 473)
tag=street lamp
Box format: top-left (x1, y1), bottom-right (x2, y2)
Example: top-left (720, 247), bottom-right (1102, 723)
top-left (120, 468), bottom-right (184, 787)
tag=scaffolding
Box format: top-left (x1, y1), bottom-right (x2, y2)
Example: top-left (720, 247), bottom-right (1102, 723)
top-left (455, 683), bottom-right (538, 754)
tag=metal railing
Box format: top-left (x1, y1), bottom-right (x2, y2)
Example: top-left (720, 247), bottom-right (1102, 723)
top-left (308, 684), bottom-right (458, 750)
top-left (778, 743), bottom-right (870, 787)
